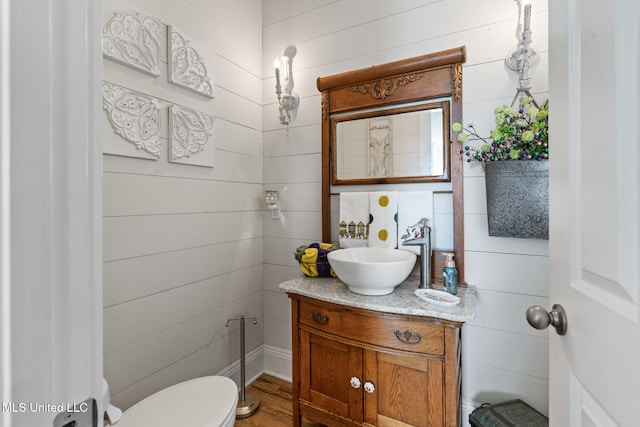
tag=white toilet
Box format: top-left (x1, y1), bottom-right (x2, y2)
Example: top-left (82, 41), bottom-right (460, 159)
top-left (105, 376), bottom-right (238, 427)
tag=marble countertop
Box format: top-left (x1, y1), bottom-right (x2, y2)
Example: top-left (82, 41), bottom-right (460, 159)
top-left (279, 276), bottom-right (477, 323)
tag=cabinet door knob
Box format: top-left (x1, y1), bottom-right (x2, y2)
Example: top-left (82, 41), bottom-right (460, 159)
top-left (363, 381), bottom-right (375, 393)
top-left (350, 377), bottom-right (361, 389)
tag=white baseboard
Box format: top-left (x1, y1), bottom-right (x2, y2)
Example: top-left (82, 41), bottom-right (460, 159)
top-left (462, 397), bottom-right (480, 426)
top-left (263, 344), bottom-right (292, 382)
top-left (217, 344), bottom-right (264, 388)
top-left (218, 344), bottom-right (292, 386)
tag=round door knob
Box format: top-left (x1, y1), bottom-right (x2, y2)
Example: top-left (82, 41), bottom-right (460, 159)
top-left (363, 381), bottom-right (375, 394)
top-left (350, 377), bottom-right (361, 389)
top-left (526, 304), bottom-right (567, 335)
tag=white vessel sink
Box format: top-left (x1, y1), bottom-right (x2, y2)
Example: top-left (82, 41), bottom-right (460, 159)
top-left (327, 247), bottom-right (417, 296)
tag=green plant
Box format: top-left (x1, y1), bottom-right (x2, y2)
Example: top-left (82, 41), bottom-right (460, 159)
top-left (453, 97), bottom-right (548, 163)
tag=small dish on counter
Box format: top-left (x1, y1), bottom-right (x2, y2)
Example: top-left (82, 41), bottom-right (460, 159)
top-left (414, 289), bottom-right (461, 307)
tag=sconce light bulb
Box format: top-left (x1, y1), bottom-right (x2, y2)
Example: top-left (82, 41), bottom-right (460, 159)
top-left (274, 57), bottom-right (280, 70)
top-left (523, 3), bottom-right (532, 31)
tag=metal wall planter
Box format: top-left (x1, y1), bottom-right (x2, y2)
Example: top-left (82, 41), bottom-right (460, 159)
top-left (484, 160), bottom-right (549, 239)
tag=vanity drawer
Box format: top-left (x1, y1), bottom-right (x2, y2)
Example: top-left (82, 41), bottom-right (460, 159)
top-left (298, 299), bottom-right (445, 356)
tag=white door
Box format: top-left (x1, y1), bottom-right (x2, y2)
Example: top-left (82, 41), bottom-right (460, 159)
top-left (0, 1), bottom-right (103, 427)
top-left (548, 0), bottom-right (640, 426)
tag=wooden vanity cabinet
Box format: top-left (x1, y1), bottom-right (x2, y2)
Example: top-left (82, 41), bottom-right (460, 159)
top-left (289, 294), bottom-right (463, 427)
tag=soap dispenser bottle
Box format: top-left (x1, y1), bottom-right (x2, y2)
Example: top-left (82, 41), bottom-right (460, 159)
top-left (442, 253), bottom-right (457, 295)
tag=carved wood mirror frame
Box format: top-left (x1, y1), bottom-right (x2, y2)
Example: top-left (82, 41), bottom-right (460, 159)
top-left (317, 46), bottom-right (466, 282)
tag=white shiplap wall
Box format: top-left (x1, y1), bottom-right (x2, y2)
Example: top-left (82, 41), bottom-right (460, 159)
top-left (102, 0), bottom-right (264, 410)
top-left (261, 0), bottom-right (550, 420)
top-left (101, 0), bottom-right (551, 418)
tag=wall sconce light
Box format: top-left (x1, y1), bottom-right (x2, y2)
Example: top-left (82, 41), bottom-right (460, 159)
top-left (505, 0), bottom-right (539, 108)
top-left (274, 46), bottom-right (299, 126)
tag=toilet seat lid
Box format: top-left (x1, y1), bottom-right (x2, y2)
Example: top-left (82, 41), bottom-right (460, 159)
top-left (115, 376), bottom-right (238, 427)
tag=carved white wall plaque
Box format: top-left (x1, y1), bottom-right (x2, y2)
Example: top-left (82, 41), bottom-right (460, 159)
top-left (102, 12), bottom-right (162, 77)
top-left (168, 25), bottom-right (214, 98)
top-left (102, 82), bottom-right (162, 158)
top-left (169, 105), bottom-right (215, 167)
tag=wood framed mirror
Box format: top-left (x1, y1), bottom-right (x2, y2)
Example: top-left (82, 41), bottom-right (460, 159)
top-left (317, 46), bottom-right (466, 283)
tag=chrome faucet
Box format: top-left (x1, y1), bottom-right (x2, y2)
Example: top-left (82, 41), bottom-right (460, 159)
top-left (401, 218), bottom-right (431, 289)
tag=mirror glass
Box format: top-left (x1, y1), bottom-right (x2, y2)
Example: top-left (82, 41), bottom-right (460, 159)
top-left (331, 101), bottom-right (450, 184)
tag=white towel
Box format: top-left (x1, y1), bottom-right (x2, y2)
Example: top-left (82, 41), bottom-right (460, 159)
top-left (368, 191), bottom-right (398, 248)
top-left (397, 191), bottom-right (433, 255)
top-left (339, 192), bottom-right (369, 248)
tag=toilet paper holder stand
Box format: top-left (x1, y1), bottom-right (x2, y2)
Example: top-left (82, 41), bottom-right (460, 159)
top-left (225, 315), bottom-right (260, 418)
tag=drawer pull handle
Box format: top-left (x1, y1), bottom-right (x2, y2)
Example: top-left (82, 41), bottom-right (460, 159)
top-left (310, 312), bottom-right (329, 325)
top-left (394, 329), bottom-right (422, 344)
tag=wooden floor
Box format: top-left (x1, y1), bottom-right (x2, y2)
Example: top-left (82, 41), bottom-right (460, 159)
top-left (234, 374), bottom-right (322, 427)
